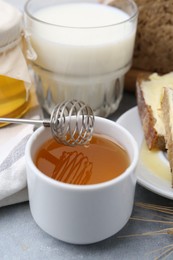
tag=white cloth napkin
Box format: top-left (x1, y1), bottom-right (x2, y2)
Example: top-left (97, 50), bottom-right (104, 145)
top-left (0, 106), bottom-right (42, 207)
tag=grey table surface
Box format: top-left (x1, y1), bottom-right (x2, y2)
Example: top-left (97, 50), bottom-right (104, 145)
top-left (1, 91), bottom-right (173, 260)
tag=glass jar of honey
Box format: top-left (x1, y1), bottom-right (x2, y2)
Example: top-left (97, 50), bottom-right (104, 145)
top-left (0, 0), bottom-right (31, 126)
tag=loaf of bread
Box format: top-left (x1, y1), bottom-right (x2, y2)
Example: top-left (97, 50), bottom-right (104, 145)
top-left (136, 72), bottom-right (173, 150)
top-left (133, 0), bottom-right (173, 73)
top-left (161, 87), bottom-right (173, 185)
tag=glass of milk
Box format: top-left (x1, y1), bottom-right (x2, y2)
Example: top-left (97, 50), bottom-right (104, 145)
top-left (24, 0), bottom-right (138, 117)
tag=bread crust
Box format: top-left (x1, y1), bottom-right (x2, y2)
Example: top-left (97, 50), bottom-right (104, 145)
top-left (161, 87), bottom-right (173, 186)
top-left (136, 74), bottom-right (165, 150)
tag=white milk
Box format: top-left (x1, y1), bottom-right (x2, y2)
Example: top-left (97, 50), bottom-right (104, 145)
top-left (36, 3), bottom-right (129, 27)
top-left (26, 2), bottom-right (137, 115)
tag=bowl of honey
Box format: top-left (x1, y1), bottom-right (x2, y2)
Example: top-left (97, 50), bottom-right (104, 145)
top-left (25, 116), bottom-right (138, 244)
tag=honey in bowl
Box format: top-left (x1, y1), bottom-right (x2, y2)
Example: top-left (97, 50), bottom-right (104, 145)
top-left (35, 134), bottom-right (130, 185)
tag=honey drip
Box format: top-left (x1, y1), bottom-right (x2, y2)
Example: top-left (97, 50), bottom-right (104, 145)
top-left (35, 134), bottom-right (130, 185)
top-left (140, 140), bottom-right (171, 182)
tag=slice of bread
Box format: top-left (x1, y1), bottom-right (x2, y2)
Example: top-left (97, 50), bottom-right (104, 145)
top-left (137, 72), bottom-right (173, 150)
top-left (137, 72), bottom-right (173, 186)
top-left (136, 73), bottom-right (173, 150)
top-left (161, 87), bottom-right (173, 186)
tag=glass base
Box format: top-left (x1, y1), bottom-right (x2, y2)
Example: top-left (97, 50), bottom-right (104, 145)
top-left (33, 65), bottom-right (125, 117)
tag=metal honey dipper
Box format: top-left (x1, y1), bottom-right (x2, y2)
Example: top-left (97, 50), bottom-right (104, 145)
top-left (0, 100), bottom-right (95, 146)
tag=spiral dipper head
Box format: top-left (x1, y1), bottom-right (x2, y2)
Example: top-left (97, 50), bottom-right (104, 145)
top-left (50, 100), bottom-right (95, 146)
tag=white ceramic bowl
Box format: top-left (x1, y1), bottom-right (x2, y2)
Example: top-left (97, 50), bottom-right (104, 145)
top-left (25, 116), bottom-right (138, 244)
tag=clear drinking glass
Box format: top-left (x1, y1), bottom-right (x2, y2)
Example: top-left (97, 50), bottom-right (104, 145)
top-left (24, 0), bottom-right (138, 117)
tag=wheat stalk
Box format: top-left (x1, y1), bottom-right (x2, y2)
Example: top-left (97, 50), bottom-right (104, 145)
top-left (118, 202), bottom-right (173, 259)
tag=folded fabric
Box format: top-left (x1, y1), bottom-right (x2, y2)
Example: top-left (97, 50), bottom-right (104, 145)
top-left (0, 88), bottom-right (42, 207)
top-left (0, 188), bottom-right (28, 207)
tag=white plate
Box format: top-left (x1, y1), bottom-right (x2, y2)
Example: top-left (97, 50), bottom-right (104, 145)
top-left (117, 106), bottom-right (173, 199)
